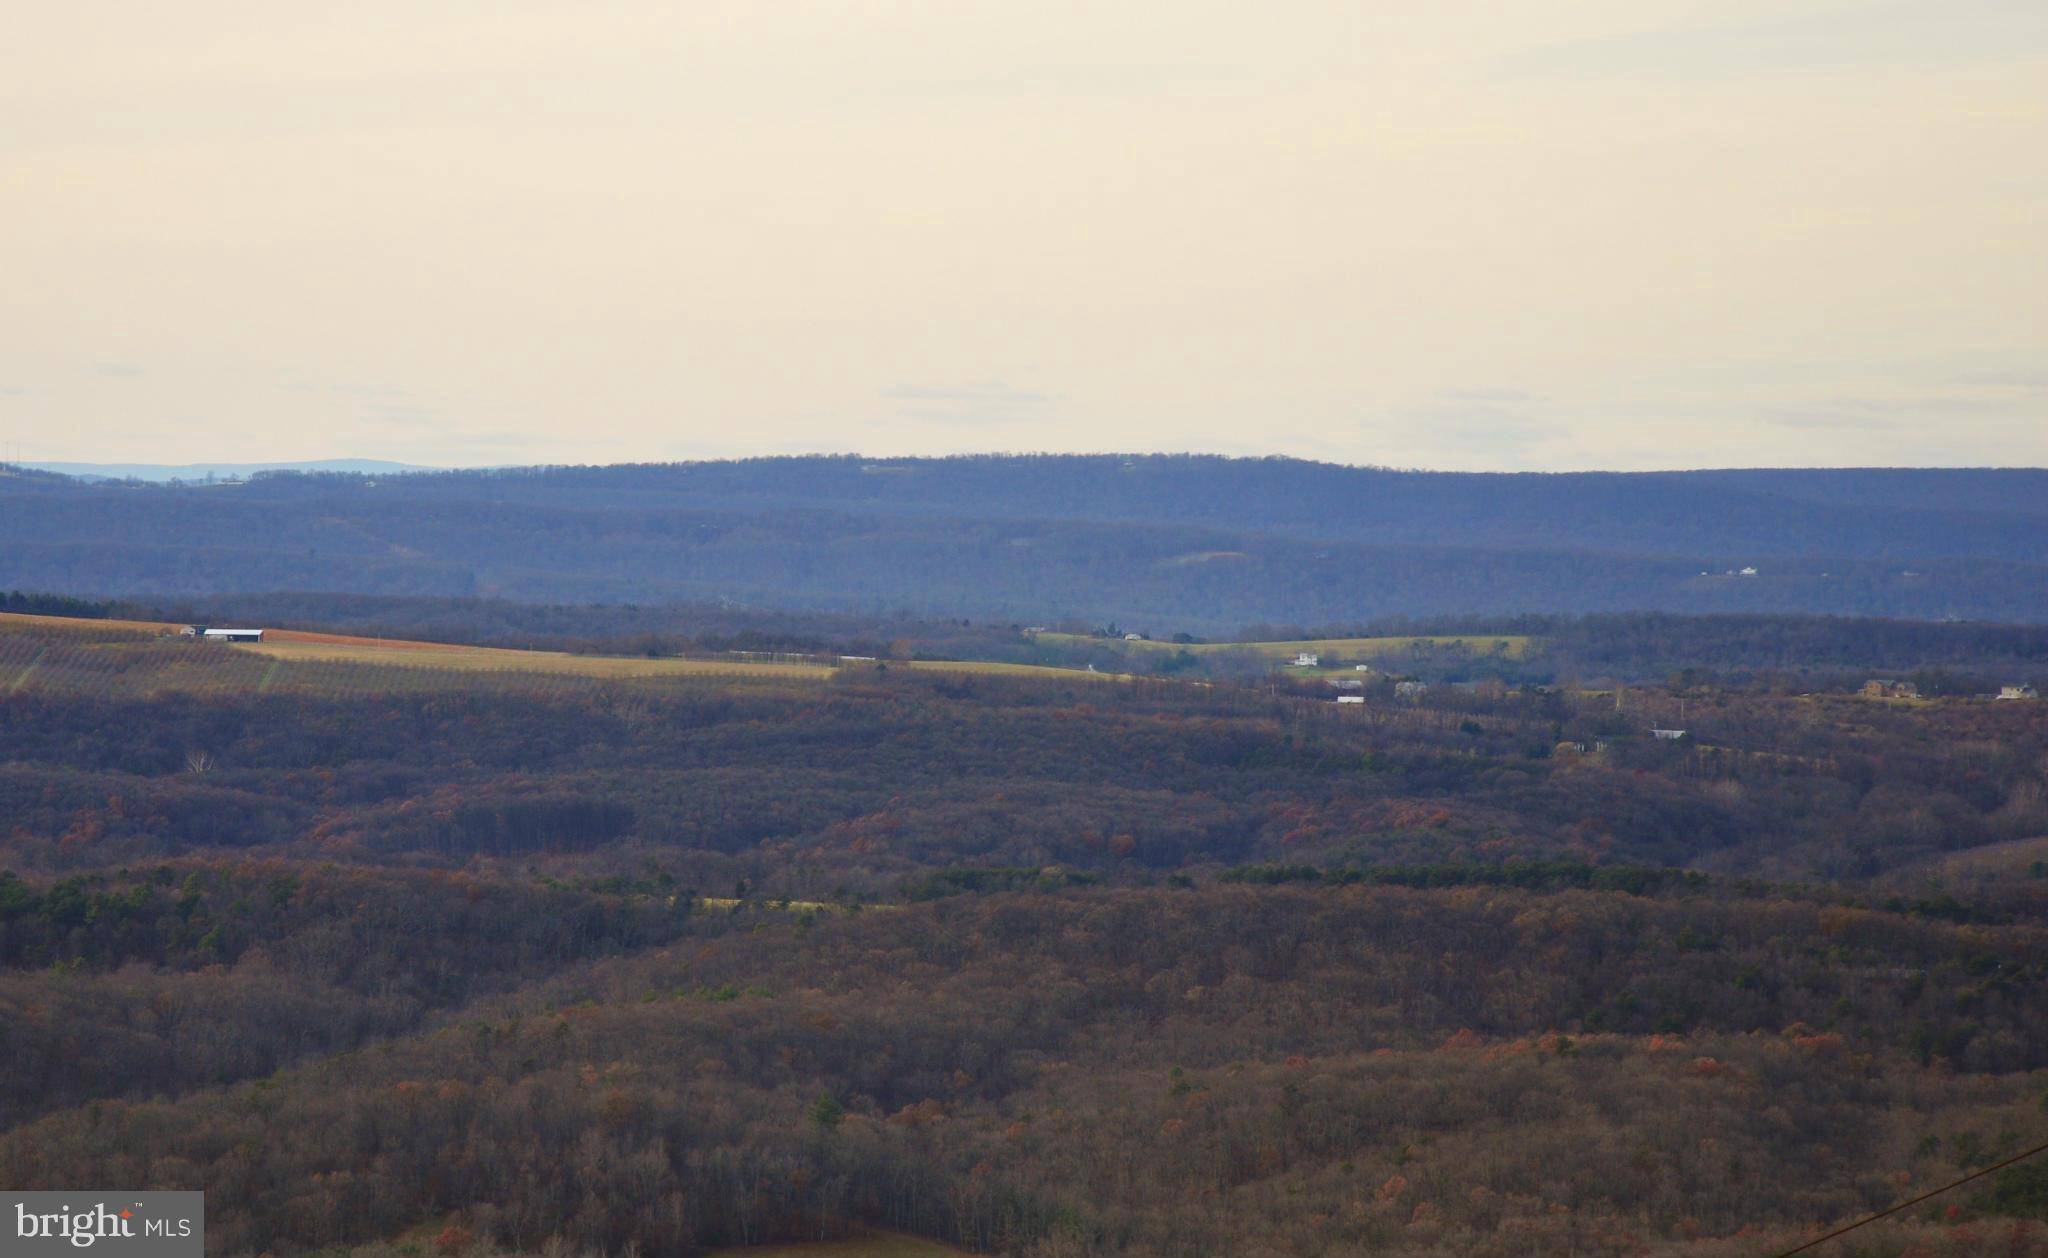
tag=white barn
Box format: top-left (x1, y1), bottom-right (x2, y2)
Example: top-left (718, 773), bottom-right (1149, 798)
top-left (200, 628), bottom-right (265, 642)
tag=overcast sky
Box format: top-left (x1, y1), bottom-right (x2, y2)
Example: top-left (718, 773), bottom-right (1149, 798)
top-left (3, 1), bottom-right (2043, 471)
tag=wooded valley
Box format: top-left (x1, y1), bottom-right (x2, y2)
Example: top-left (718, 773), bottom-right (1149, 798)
top-left (2, 612), bottom-right (2046, 1254)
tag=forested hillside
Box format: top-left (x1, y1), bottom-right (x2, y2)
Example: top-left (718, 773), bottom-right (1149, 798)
top-left (9, 885), bottom-right (2048, 1257)
top-left (5, 617), bottom-right (2045, 884)
top-left (3, 611), bottom-right (2048, 1255)
top-left (4, 456), bottom-right (2045, 625)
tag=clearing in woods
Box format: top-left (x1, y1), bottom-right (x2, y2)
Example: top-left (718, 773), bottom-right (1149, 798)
top-left (1030, 631), bottom-right (1533, 660)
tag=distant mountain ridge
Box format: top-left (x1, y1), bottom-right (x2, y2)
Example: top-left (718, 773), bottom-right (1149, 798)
top-left (24, 458), bottom-right (440, 482)
top-left (3, 454), bottom-right (2044, 626)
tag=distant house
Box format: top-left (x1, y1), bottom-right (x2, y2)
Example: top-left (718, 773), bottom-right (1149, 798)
top-left (1650, 728), bottom-right (1687, 741)
top-left (1999, 684), bottom-right (2040, 700)
top-left (1861, 679), bottom-right (1920, 700)
top-left (1293, 652), bottom-right (1320, 667)
top-left (1354, 663), bottom-right (1373, 672)
top-left (1394, 681), bottom-right (1428, 699)
top-left (1328, 678), bottom-right (1363, 689)
top-left (1335, 694), bottom-right (1365, 705)
top-left (1124, 633), bottom-right (1145, 641)
top-left (200, 628), bottom-right (264, 643)
top-left (1738, 566), bottom-right (1758, 577)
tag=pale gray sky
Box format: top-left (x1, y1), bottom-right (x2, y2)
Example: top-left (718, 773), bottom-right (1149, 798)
top-left (3, 1), bottom-right (2043, 470)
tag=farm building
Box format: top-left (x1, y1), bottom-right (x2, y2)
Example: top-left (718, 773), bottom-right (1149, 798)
top-left (1861, 679), bottom-right (1920, 699)
top-left (2000, 684), bottom-right (2040, 700)
top-left (1335, 695), bottom-right (1365, 705)
top-left (197, 627), bottom-right (265, 642)
top-left (1328, 678), bottom-right (1363, 689)
top-left (1293, 652), bottom-right (1319, 667)
top-left (1650, 728), bottom-right (1688, 741)
top-left (1394, 681), bottom-right (1428, 699)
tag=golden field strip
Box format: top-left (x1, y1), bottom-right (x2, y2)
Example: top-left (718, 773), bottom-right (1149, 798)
top-left (0, 610), bottom-right (184, 635)
top-left (1029, 631), bottom-right (1533, 659)
top-left (238, 638), bottom-right (838, 680)
top-left (243, 642), bottom-right (1123, 682)
top-left (0, 613), bottom-right (1126, 686)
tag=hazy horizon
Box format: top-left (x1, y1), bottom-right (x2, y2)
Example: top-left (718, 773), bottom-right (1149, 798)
top-left (5, 1), bottom-right (2044, 472)
top-left (17, 451), bottom-right (2048, 482)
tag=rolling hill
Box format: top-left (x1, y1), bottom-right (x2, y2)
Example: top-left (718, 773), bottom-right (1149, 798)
top-left (3, 455), bottom-right (2044, 628)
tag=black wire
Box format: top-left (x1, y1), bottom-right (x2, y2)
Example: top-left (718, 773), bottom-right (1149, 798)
top-left (1769, 1137), bottom-right (2048, 1256)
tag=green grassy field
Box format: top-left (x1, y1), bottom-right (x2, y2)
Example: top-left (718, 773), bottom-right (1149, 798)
top-left (1030, 631), bottom-right (1533, 660)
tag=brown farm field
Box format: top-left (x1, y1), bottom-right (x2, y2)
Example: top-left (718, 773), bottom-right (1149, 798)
top-left (0, 610), bottom-right (181, 635)
top-left (265, 627), bottom-right (481, 650)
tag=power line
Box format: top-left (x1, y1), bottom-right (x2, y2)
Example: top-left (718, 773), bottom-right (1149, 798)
top-left (1770, 1137), bottom-right (2048, 1256)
